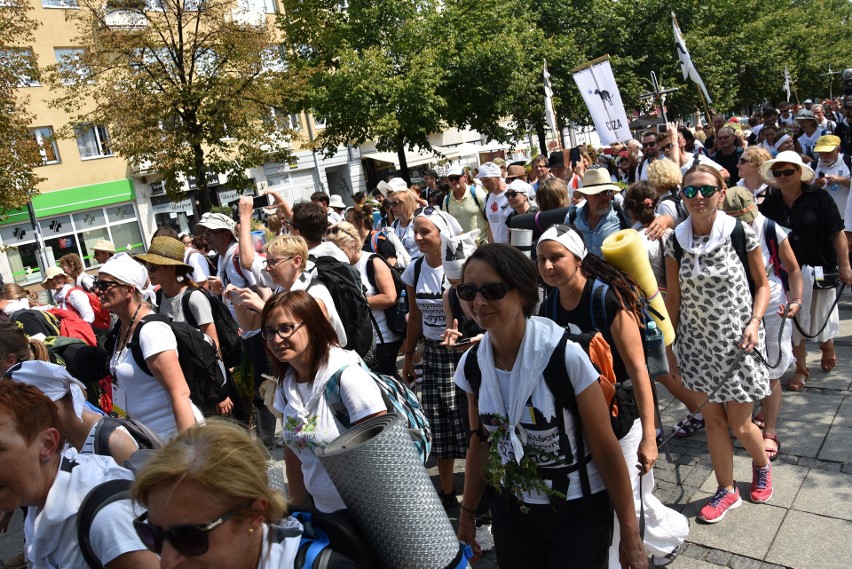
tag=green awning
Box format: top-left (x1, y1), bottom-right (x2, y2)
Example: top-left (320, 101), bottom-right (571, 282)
top-left (1, 178), bottom-right (136, 225)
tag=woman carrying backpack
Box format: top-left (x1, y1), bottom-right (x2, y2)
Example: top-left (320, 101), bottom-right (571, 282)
top-left (536, 225), bottom-right (688, 566)
top-left (325, 222), bottom-right (402, 377)
top-left (132, 420), bottom-right (361, 568)
top-left (42, 266), bottom-right (96, 325)
top-left (454, 244), bottom-right (646, 568)
top-left (261, 290), bottom-right (386, 513)
top-left (98, 253), bottom-right (202, 441)
top-left (664, 165), bottom-right (773, 524)
top-left (137, 236), bottom-right (235, 417)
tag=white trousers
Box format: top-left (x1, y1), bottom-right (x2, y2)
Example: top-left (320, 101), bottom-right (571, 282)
top-left (608, 420), bottom-right (689, 566)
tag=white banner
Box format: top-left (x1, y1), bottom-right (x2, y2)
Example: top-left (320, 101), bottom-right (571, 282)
top-left (572, 58), bottom-right (631, 145)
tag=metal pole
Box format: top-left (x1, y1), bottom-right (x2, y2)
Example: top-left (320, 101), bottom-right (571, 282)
top-left (304, 115), bottom-right (325, 192)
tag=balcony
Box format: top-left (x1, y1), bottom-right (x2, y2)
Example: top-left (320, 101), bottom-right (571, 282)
top-left (103, 0), bottom-right (148, 30)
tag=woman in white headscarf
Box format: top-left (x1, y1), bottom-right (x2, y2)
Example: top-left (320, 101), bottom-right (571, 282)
top-left (98, 253), bottom-right (202, 441)
top-left (400, 206), bottom-right (467, 509)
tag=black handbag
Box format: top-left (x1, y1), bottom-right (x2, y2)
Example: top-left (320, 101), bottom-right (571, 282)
top-left (813, 268), bottom-right (840, 290)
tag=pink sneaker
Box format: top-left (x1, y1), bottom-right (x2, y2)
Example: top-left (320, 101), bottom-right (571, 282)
top-left (750, 463), bottom-right (773, 503)
top-left (698, 485), bottom-right (742, 523)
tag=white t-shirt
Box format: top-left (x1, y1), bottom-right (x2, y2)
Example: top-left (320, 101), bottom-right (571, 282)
top-left (392, 219), bottom-right (419, 258)
top-left (274, 348), bottom-right (385, 513)
top-left (484, 191), bottom-right (511, 244)
top-left (77, 273), bottom-right (96, 292)
top-left (218, 241), bottom-right (265, 321)
top-left (356, 254), bottom-right (399, 344)
top-left (401, 258), bottom-right (447, 341)
top-left (157, 288), bottom-right (214, 327)
top-left (454, 339), bottom-right (605, 503)
top-left (24, 451), bottom-right (146, 568)
top-left (679, 152), bottom-right (724, 175)
top-left (816, 155), bottom-right (851, 218)
top-left (797, 130), bottom-right (824, 158)
top-left (184, 249), bottom-right (212, 283)
top-left (632, 220), bottom-right (670, 289)
top-left (111, 320), bottom-right (201, 441)
top-left (56, 284), bottom-right (95, 323)
top-left (655, 191), bottom-right (687, 226)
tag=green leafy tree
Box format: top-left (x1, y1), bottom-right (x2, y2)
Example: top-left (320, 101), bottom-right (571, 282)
top-left (0, 0), bottom-right (44, 217)
top-left (278, 0), bottom-right (447, 179)
top-left (49, 0), bottom-right (303, 212)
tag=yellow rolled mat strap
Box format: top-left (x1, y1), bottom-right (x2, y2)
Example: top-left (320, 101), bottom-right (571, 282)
top-left (601, 229), bottom-right (675, 346)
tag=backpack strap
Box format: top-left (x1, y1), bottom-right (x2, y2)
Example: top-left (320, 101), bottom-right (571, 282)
top-left (443, 193), bottom-right (451, 211)
top-left (589, 279), bottom-right (610, 337)
top-left (291, 511), bottom-right (332, 569)
top-left (764, 218), bottom-right (783, 280)
top-left (567, 206), bottom-right (577, 225)
top-left (470, 186), bottom-right (485, 215)
top-left (181, 287), bottom-right (203, 328)
top-left (93, 416), bottom-right (120, 456)
top-left (76, 479), bottom-right (133, 569)
top-left (127, 314), bottom-right (171, 376)
top-left (613, 202), bottom-right (629, 230)
top-left (412, 256), bottom-right (426, 290)
top-left (545, 287), bottom-right (560, 321)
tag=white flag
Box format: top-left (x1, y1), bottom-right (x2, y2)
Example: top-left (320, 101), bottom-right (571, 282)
top-left (572, 57), bottom-right (631, 145)
top-left (783, 67), bottom-right (792, 102)
top-left (672, 13), bottom-right (712, 104)
top-left (543, 60), bottom-right (558, 138)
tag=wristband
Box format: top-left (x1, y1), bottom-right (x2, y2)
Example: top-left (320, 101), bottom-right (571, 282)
top-left (750, 315), bottom-right (762, 324)
top-left (459, 504), bottom-right (476, 515)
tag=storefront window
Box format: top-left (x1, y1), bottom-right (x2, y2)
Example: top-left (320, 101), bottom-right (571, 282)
top-left (0, 203), bottom-right (145, 285)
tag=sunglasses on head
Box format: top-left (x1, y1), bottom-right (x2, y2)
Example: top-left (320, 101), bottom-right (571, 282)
top-left (681, 185), bottom-right (721, 199)
top-left (133, 502), bottom-right (252, 557)
top-left (771, 168), bottom-right (798, 178)
top-left (456, 282), bottom-right (514, 302)
top-left (414, 206), bottom-right (438, 217)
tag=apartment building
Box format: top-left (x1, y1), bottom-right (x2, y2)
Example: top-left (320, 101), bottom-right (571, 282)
top-left (0, 0), bottom-right (366, 287)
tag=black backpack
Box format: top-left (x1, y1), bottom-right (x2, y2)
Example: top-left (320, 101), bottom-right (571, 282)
top-left (364, 254), bottom-right (407, 340)
top-left (659, 192), bottom-right (687, 219)
top-left (180, 287), bottom-right (242, 368)
top-left (308, 255), bottom-right (374, 357)
top-left (106, 314), bottom-right (228, 416)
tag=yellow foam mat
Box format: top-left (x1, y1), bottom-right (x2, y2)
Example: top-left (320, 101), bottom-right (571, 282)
top-left (602, 229), bottom-right (675, 346)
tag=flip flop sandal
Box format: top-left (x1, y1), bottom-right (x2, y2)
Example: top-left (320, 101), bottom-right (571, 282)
top-left (672, 415), bottom-right (705, 438)
top-left (752, 415), bottom-right (766, 430)
top-left (820, 344), bottom-right (837, 372)
top-left (763, 433), bottom-right (781, 462)
top-left (787, 368), bottom-right (809, 391)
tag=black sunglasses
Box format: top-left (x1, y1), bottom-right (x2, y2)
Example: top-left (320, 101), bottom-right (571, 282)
top-left (681, 185), bottom-right (721, 199)
top-left (506, 191), bottom-right (525, 199)
top-left (771, 168), bottom-right (798, 178)
top-left (133, 502), bottom-right (252, 556)
top-left (642, 141), bottom-right (657, 147)
top-left (414, 206), bottom-right (438, 217)
top-left (93, 279), bottom-right (123, 293)
top-left (447, 175), bottom-right (462, 182)
top-left (456, 282), bottom-right (514, 302)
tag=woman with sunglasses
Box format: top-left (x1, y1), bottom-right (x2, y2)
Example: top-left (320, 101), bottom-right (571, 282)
top-left (261, 291), bottom-right (386, 513)
top-left (454, 244), bottom-right (646, 568)
top-left (388, 188), bottom-right (420, 258)
top-left (536, 225), bottom-right (688, 565)
top-left (664, 165), bottom-right (773, 524)
top-left (0, 380), bottom-right (157, 568)
top-left (504, 179), bottom-right (537, 227)
top-left (756, 151), bottom-right (852, 389)
top-left (98, 253), bottom-right (202, 441)
top-left (736, 146), bottom-right (772, 203)
top-left (400, 208), bottom-right (468, 509)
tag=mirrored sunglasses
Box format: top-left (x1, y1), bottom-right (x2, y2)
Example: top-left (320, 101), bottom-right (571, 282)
top-left (681, 185), bottom-right (721, 199)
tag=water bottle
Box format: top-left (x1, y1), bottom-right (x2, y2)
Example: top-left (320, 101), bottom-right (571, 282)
top-left (392, 289), bottom-right (408, 335)
top-left (645, 319), bottom-right (669, 378)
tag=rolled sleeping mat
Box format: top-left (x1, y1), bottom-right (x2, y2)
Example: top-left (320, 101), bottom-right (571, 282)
top-left (507, 206), bottom-right (571, 242)
top-left (509, 228), bottom-right (534, 257)
top-left (316, 414), bottom-right (469, 569)
top-left (601, 229), bottom-right (676, 346)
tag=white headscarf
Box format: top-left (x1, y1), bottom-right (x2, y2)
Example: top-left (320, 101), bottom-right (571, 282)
top-left (98, 252), bottom-right (156, 303)
top-left (442, 230), bottom-right (480, 280)
top-left (415, 207), bottom-right (463, 238)
top-left (537, 225), bottom-right (588, 260)
top-left (4, 360), bottom-right (87, 419)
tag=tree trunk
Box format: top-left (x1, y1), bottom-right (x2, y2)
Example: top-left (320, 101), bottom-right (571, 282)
top-left (396, 133), bottom-right (410, 184)
top-left (536, 123), bottom-right (547, 158)
top-left (193, 143), bottom-right (211, 213)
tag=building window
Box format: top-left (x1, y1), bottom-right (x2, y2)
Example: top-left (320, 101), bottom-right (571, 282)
top-left (42, 0), bottom-right (78, 7)
top-left (30, 127), bottom-right (60, 165)
top-left (54, 48), bottom-right (90, 85)
top-left (1, 49), bottom-right (39, 86)
top-left (289, 113), bottom-right (302, 131)
top-left (0, 204), bottom-right (146, 284)
top-left (75, 124), bottom-right (113, 159)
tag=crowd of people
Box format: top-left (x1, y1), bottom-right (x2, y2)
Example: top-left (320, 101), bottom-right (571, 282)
top-left (0, 93), bottom-right (850, 569)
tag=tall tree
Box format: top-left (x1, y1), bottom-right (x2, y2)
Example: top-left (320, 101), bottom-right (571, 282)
top-left (0, 0), bottom-right (44, 217)
top-left (49, 0), bottom-right (302, 211)
top-left (278, 0), bottom-right (447, 180)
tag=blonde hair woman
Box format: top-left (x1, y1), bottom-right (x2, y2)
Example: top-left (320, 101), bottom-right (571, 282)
top-left (736, 146), bottom-right (772, 202)
top-left (388, 188), bottom-right (419, 257)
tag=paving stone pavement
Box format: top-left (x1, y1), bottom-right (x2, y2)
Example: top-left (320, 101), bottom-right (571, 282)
top-left (3, 302), bottom-right (852, 568)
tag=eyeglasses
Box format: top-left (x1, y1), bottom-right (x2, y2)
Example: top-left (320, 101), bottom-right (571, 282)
top-left (771, 168), bottom-right (799, 178)
top-left (133, 502), bottom-right (251, 557)
top-left (387, 201), bottom-right (401, 208)
top-left (506, 191), bottom-right (525, 199)
top-left (414, 206), bottom-right (438, 217)
top-left (261, 322), bottom-right (304, 342)
top-left (447, 175), bottom-right (462, 182)
top-left (589, 190), bottom-right (616, 198)
top-left (93, 279), bottom-right (122, 293)
top-left (681, 185), bottom-right (721, 199)
top-left (263, 256), bottom-right (292, 270)
top-left (456, 282), bottom-right (514, 302)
